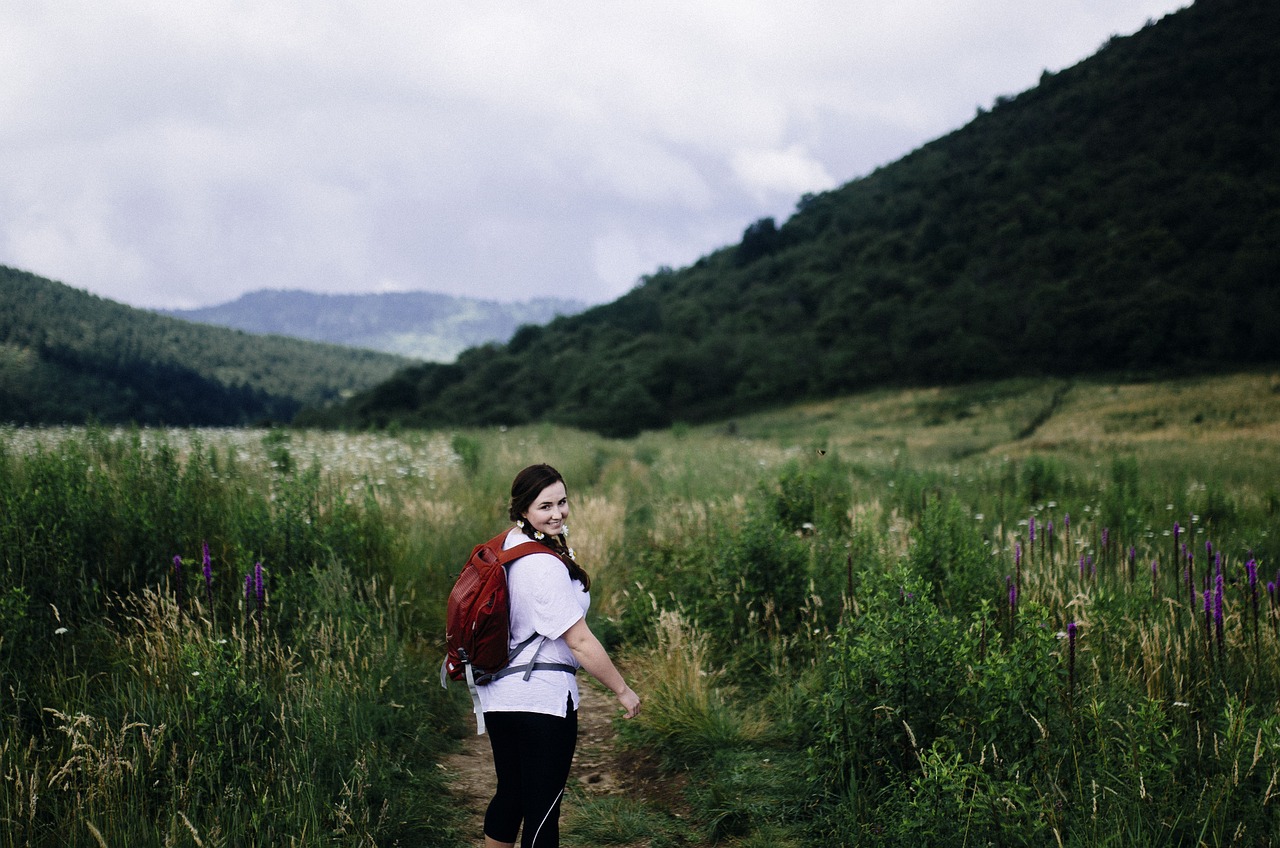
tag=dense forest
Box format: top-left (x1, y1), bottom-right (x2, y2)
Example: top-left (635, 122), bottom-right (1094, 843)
top-left (160, 289), bottom-right (585, 362)
top-left (0, 267), bottom-right (408, 426)
top-left (316, 0), bottom-right (1280, 437)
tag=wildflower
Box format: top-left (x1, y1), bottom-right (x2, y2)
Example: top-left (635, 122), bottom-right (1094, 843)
top-left (1214, 560), bottom-right (1224, 625)
top-left (1015, 542), bottom-right (1022, 569)
top-left (1214, 561), bottom-right (1226, 660)
top-left (54, 627), bottom-right (69, 636)
top-left (1101, 527), bottom-right (1109, 549)
top-left (202, 541), bottom-right (214, 605)
top-left (1029, 517), bottom-right (1036, 544)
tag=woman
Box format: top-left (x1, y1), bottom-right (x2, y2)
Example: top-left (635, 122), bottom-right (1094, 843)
top-left (479, 463), bottom-right (641, 848)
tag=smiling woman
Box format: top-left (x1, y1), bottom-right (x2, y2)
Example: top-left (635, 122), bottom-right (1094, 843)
top-left (476, 463), bottom-right (641, 848)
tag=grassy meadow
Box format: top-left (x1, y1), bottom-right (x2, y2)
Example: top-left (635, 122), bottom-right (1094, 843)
top-left (3, 371), bottom-right (1280, 846)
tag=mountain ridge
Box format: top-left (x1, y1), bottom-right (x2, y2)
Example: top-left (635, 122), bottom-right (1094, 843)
top-left (159, 289), bottom-right (587, 362)
top-left (0, 266), bottom-right (410, 426)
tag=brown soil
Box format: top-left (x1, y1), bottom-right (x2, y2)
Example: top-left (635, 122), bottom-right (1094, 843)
top-left (440, 682), bottom-right (690, 847)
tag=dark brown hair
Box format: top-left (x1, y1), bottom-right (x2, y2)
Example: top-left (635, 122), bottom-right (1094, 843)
top-left (508, 464), bottom-right (591, 591)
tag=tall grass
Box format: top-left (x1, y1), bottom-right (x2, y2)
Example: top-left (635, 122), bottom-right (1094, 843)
top-left (597, 377), bottom-right (1280, 846)
top-left (5, 374), bottom-right (1279, 846)
top-left (0, 427), bottom-right (462, 846)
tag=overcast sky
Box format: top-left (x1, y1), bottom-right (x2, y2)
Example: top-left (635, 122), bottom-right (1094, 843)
top-left (2, 1), bottom-right (1188, 310)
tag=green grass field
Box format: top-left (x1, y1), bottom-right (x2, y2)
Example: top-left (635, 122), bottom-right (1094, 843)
top-left (3, 371), bottom-right (1279, 846)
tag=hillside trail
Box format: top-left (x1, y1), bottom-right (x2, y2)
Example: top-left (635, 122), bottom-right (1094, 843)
top-left (441, 681), bottom-right (693, 847)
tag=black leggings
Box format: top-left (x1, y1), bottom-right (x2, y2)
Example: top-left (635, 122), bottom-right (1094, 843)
top-left (483, 704), bottom-right (578, 847)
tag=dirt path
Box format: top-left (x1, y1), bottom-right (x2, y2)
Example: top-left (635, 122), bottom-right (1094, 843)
top-left (441, 682), bottom-right (685, 846)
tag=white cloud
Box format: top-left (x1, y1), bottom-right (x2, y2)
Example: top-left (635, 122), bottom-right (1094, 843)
top-left (731, 145), bottom-right (835, 206)
top-left (0, 1), bottom-right (1190, 309)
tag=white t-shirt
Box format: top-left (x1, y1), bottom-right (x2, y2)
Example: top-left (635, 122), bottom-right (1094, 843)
top-left (477, 527), bottom-right (590, 717)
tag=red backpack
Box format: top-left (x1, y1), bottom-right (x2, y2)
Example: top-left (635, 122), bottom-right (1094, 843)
top-left (440, 529), bottom-right (578, 733)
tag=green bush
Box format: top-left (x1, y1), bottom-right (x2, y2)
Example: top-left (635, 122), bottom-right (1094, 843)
top-left (908, 495), bottom-right (997, 614)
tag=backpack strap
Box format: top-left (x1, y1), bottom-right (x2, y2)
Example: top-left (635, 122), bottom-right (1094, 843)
top-left (487, 635), bottom-right (579, 682)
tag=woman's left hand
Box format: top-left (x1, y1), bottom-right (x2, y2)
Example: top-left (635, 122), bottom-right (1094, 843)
top-left (616, 687), bottom-right (641, 719)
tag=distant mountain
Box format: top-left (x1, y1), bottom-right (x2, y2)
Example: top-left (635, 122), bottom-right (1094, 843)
top-left (160, 290), bottom-right (587, 361)
top-left (0, 266), bottom-right (410, 426)
top-left (318, 0), bottom-right (1280, 438)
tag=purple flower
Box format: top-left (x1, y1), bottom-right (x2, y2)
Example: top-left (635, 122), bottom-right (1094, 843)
top-left (1008, 575), bottom-right (1017, 612)
top-left (1214, 563), bottom-right (1225, 627)
top-left (1173, 521), bottom-right (1180, 543)
top-left (1101, 527), bottom-right (1109, 549)
top-left (173, 554), bottom-right (182, 574)
top-left (202, 541), bottom-right (213, 603)
top-left (1247, 558), bottom-right (1258, 589)
top-left (1015, 542), bottom-right (1022, 569)
top-left (254, 562), bottom-right (264, 609)
top-left (244, 572), bottom-right (253, 601)
top-left (1064, 513), bottom-right (1070, 532)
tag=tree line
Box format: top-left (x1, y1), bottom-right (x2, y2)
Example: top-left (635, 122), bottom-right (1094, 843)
top-left (313, 0), bottom-right (1279, 437)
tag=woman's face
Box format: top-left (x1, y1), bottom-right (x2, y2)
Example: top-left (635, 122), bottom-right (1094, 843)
top-left (522, 480), bottom-right (569, 537)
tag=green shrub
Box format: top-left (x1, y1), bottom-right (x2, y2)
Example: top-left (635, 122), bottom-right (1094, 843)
top-left (908, 494), bottom-right (997, 614)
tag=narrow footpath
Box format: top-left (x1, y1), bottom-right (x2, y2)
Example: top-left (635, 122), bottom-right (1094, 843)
top-left (440, 682), bottom-right (690, 847)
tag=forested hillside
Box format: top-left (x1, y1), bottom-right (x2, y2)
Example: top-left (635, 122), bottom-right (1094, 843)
top-left (0, 267), bottom-right (409, 425)
top-left (318, 0), bottom-right (1280, 437)
top-left (160, 289), bottom-right (585, 362)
